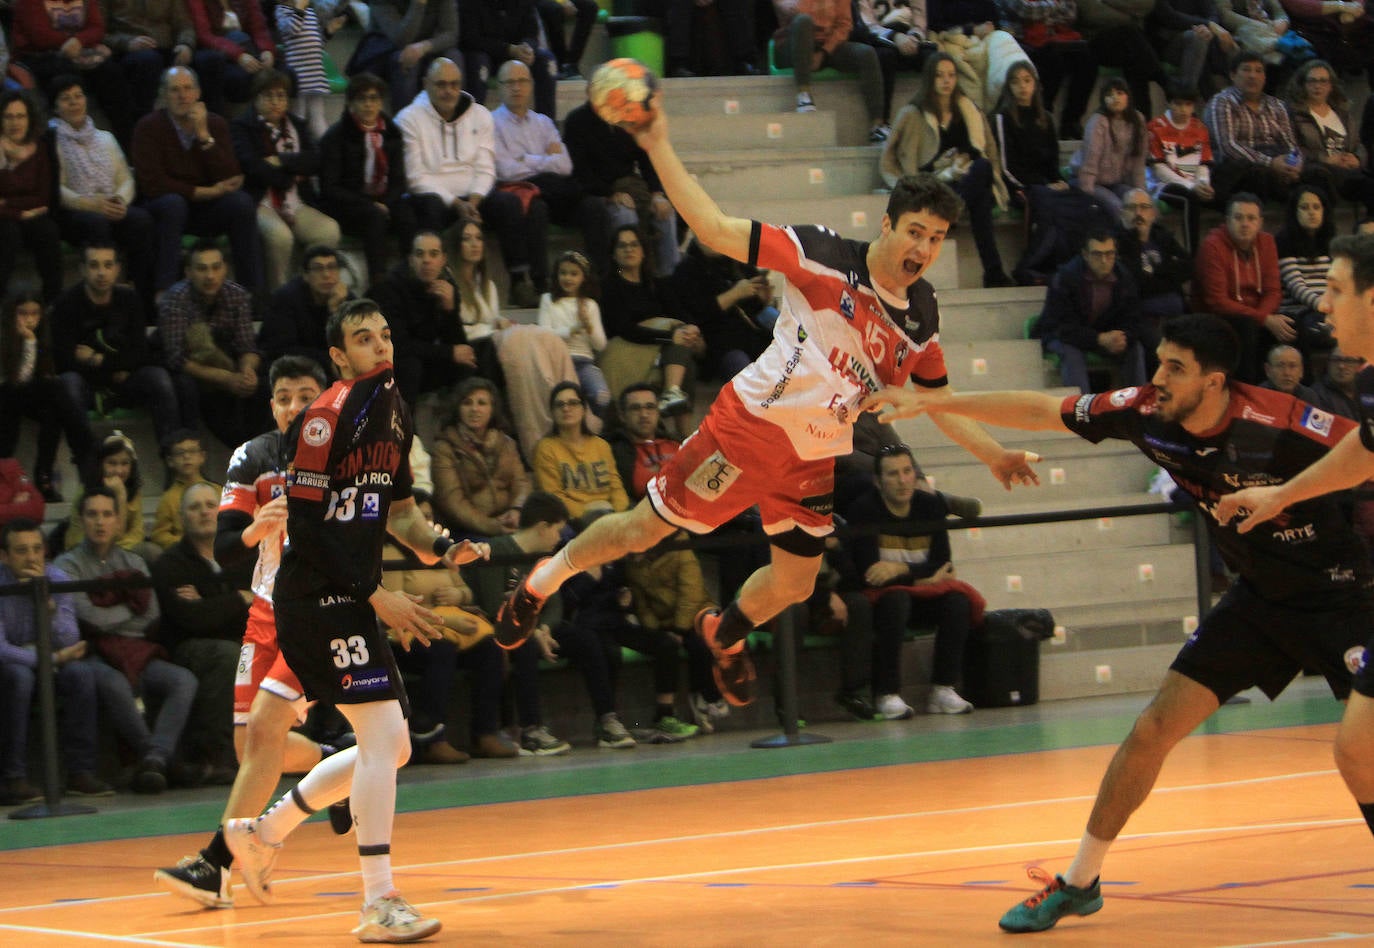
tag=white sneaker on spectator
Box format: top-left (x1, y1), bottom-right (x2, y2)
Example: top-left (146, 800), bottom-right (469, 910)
top-left (876, 693), bottom-right (915, 720)
top-left (926, 685), bottom-right (974, 715)
top-left (596, 713), bottom-right (636, 749)
top-left (689, 692), bottom-right (730, 734)
top-left (796, 91), bottom-right (816, 113)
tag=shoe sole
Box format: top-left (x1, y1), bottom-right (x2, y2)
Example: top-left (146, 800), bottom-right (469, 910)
top-left (353, 917), bottom-right (443, 943)
top-left (696, 607), bottom-right (756, 708)
top-left (494, 557), bottom-right (551, 650)
top-left (152, 869), bottom-right (232, 909)
top-left (522, 745), bottom-right (572, 756)
top-left (597, 738), bottom-right (636, 749)
top-left (998, 896), bottom-right (1104, 933)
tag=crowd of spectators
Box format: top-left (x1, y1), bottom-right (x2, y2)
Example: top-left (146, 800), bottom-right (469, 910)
top-left (5, 0), bottom-right (1374, 802)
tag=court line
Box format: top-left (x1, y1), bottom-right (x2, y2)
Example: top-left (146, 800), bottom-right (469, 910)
top-left (0, 922), bottom-right (204, 946)
top-left (0, 765), bottom-right (1345, 918)
top-left (134, 816), bottom-right (1363, 939)
top-left (1217, 934), bottom-right (1374, 947)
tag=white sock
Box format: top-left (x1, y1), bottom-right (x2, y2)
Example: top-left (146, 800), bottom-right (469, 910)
top-left (361, 852), bottom-right (394, 905)
top-left (257, 746), bottom-right (357, 845)
top-left (527, 545), bottom-right (580, 598)
top-left (338, 701), bottom-right (409, 904)
top-left (1064, 830), bottom-right (1111, 888)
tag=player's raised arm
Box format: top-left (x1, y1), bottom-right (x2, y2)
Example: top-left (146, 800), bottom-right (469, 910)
top-left (1217, 427), bottom-right (1374, 532)
top-left (387, 495), bottom-right (490, 568)
top-left (632, 95), bottom-right (752, 263)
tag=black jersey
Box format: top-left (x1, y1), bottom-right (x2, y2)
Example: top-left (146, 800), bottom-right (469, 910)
top-left (276, 365), bottom-right (414, 605)
top-left (1357, 364), bottom-right (1374, 452)
top-left (1062, 381), bottom-right (1372, 608)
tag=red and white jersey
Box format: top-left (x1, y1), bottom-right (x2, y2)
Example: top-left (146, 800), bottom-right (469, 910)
top-left (220, 429), bottom-right (289, 606)
top-left (732, 222), bottom-right (948, 460)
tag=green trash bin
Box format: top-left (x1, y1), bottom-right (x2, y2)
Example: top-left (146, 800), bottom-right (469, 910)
top-left (605, 16), bottom-right (664, 76)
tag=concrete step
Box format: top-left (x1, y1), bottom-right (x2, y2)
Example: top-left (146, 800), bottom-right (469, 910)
top-left (681, 146), bottom-right (883, 200)
top-left (1040, 643), bottom-right (1184, 700)
top-left (957, 543), bottom-right (1198, 612)
top-left (915, 448), bottom-right (1162, 501)
top-left (938, 290), bottom-right (1047, 343)
top-left (670, 110), bottom-right (840, 150)
top-left (939, 338), bottom-right (1047, 392)
top-left (947, 508), bottom-right (1174, 560)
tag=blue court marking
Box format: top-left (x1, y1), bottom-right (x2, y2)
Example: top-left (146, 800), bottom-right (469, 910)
top-left (833, 881), bottom-right (876, 887)
top-left (1101, 881), bottom-right (1138, 886)
top-left (962, 881), bottom-right (1009, 886)
top-left (705, 883), bottom-right (751, 887)
top-left (315, 891), bottom-right (359, 897)
top-left (444, 887), bottom-right (492, 892)
top-left (52, 899), bottom-right (94, 903)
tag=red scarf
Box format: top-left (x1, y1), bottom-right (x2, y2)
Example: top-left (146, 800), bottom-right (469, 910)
top-left (354, 114), bottom-right (388, 198)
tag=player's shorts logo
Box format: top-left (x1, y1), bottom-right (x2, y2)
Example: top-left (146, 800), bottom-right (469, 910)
top-left (303, 416), bottom-right (332, 446)
top-left (685, 451), bottom-right (740, 501)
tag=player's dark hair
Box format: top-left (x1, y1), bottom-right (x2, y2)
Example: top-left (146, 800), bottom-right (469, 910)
top-left (77, 484), bottom-right (119, 516)
top-left (1330, 233), bottom-right (1374, 294)
top-left (1161, 314), bottom-right (1241, 378)
top-left (886, 173), bottom-right (964, 228)
top-left (519, 491), bottom-right (569, 529)
top-left (269, 354), bottom-right (329, 390)
top-left (326, 298), bottom-right (384, 351)
top-left (2, 517), bottom-right (43, 551)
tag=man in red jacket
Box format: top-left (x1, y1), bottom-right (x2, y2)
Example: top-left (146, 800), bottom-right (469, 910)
top-left (131, 66), bottom-right (264, 299)
top-left (1192, 191), bottom-right (1286, 382)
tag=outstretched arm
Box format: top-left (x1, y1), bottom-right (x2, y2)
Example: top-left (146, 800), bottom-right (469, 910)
top-left (1216, 428), bottom-right (1374, 533)
top-left (387, 496), bottom-right (491, 568)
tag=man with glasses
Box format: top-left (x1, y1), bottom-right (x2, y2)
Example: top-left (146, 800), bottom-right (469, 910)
top-left (260, 245), bottom-right (355, 370)
top-left (1115, 187), bottom-right (1191, 358)
top-left (397, 57), bottom-right (542, 307)
top-left (1313, 346), bottom-right (1365, 417)
top-left (1034, 230), bottom-right (1149, 394)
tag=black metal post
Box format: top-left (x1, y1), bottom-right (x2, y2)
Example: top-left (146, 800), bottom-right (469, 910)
top-left (751, 604), bottom-right (831, 749)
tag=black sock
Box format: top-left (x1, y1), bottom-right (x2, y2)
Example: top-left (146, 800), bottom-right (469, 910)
top-left (655, 703), bottom-right (674, 722)
top-left (714, 602), bottom-right (755, 649)
top-left (1360, 802), bottom-right (1374, 837)
top-left (203, 828), bottom-right (233, 869)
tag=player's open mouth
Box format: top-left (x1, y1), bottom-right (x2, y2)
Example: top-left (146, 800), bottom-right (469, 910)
top-left (903, 258), bottom-right (924, 275)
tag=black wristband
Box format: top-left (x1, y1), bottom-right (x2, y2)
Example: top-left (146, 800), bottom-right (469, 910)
top-left (432, 536), bottom-right (456, 558)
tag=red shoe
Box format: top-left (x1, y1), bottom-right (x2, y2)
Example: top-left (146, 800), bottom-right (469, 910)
top-left (695, 607), bottom-right (756, 707)
top-left (494, 557), bottom-right (550, 650)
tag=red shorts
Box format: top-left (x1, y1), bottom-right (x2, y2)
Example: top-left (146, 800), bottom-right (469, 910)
top-left (647, 384), bottom-right (834, 536)
top-left (233, 598), bottom-right (306, 725)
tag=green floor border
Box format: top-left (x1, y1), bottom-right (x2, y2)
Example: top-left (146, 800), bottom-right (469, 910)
top-left (0, 692), bottom-right (1341, 853)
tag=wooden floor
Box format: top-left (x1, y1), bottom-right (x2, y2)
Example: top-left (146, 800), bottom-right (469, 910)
top-left (1, 716), bottom-right (1371, 947)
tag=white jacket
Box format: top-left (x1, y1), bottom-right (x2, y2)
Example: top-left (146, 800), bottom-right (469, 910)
top-left (396, 90), bottom-right (496, 206)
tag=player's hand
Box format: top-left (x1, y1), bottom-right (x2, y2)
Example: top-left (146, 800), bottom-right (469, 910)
top-left (442, 539), bottom-right (490, 569)
top-left (630, 92), bottom-right (668, 149)
top-left (860, 384), bottom-right (949, 422)
top-left (989, 449), bottom-right (1042, 490)
top-left (372, 588), bottom-right (444, 650)
top-left (1214, 485), bottom-right (1289, 533)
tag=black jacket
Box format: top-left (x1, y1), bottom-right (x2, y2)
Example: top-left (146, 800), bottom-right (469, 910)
top-left (562, 101), bottom-right (664, 197)
top-left (259, 276), bottom-right (353, 368)
top-left (49, 284), bottom-right (152, 383)
top-left (1114, 222), bottom-right (1192, 299)
top-left (1034, 256), bottom-right (1143, 352)
top-left (367, 264), bottom-right (469, 366)
top-left (229, 109), bottom-right (324, 207)
top-left (317, 113), bottom-right (409, 217)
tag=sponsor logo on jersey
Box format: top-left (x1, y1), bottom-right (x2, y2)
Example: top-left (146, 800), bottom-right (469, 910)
top-left (826, 347), bottom-right (880, 393)
top-left (340, 669), bottom-right (391, 694)
top-left (761, 346), bottom-right (805, 409)
top-left (839, 290), bottom-right (855, 320)
top-left (847, 269), bottom-right (860, 288)
top-left (303, 416), bottom-right (332, 446)
top-left (361, 492), bottom-right (380, 519)
top-left (1241, 405), bottom-right (1276, 425)
top-left (1073, 394), bottom-right (1094, 423)
top-left (1194, 446), bottom-right (1218, 456)
top-left (319, 593), bottom-right (355, 607)
top-left (1345, 645), bottom-right (1367, 674)
top-left (1270, 521), bottom-right (1317, 544)
top-left (797, 325), bottom-right (808, 343)
top-left (801, 492), bottom-right (834, 515)
top-left (335, 441), bottom-right (402, 480)
top-left (292, 469), bottom-right (330, 491)
top-left (1300, 405), bottom-right (1334, 437)
top-left (1109, 387), bottom-right (1139, 407)
top-left (685, 451), bottom-right (740, 501)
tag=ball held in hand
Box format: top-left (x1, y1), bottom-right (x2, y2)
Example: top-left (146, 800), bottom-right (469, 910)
top-left (589, 57), bottom-right (658, 132)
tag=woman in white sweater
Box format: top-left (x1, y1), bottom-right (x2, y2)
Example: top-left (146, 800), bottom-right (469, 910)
top-left (537, 250), bottom-right (609, 418)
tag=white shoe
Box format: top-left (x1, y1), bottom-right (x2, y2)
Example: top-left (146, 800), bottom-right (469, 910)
top-left (876, 693), bottom-right (915, 720)
top-left (353, 891), bottom-right (442, 943)
top-left (689, 692), bottom-right (730, 734)
top-left (796, 91), bottom-right (816, 113)
top-left (658, 385), bottom-right (690, 415)
top-left (926, 685), bottom-right (974, 715)
top-left (224, 817), bottom-right (281, 905)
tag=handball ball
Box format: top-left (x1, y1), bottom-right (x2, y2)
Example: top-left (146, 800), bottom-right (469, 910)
top-left (589, 58), bottom-right (658, 132)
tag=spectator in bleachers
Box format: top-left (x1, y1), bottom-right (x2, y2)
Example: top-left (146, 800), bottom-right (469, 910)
top-left (995, 0), bottom-right (1096, 140)
top-left (670, 236), bottom-right (777, 381)
top-left (1218, 0), bottom-right (1305, 81)
top-left (1203, 51), bottom-right (1304, 204)
top-left (184, 0), bottom-right (278, 115)
top-left (1285, 59), bottom-right (1374, 218)
top-left (992, 61), bottom-right (1068, 203)
top-left (52, 243), bottom-right (188, 449)
top-left (458, 0), bottom-right (556, 117)
top-left (431, 376), bottom-right (530, 536)
top-left (772, 0), bottom-right (891, 142)
top-left (532, 381), bottom-right (629, 522)
top-left (562, 93), bottom-right (681, 277)
top-left (274, 0), bottom-right (344, 140)
top-left (55, 487), bottom-right (196, 794)
top-left (535, 0), bottom-right (598, 79)
top-left (259, 244), bottom-right (354, 369)
top-left (882, 52), bottom-right (1013, 287)
top-left (9, 0), bottom-right (135, 145)
top-left (1115, 188), bottom-right (1192, 355)
top-left (1260, 342), bottom-right (1316, 398)
top-left (0, 89), bottom-right (62, 302)
top-left (451, 218), bottom-right (510, 381)
top-left (149, 482), bottom-right (248, 784)
top-left (599, 224), bottom-right (702, 415)
top-left (103, 0), bottom-right (204, 117)
top-left (838, 443), bottom-right (979, 717)
top-left (397, 57), bottom-right (543, 308)
top-left (133, 67), bottom-right (264, 298)
top-left (640, 0), bottom-right (759, 77)
top-left (0, 286), bottom-right (92, 503)
top-left (149, 430), bottom-right (219, 550)
top-left (0, 459), bottom-right (46, 525)
top-left (64, 431), bottom-right (158, 561)
top-left (1278, 0), bottom-right (1373, 80)
top-left (1193, 191), bottom-right (1285, 380)
top-left (367, 229), bottom-right (477, 401)
top-left (0, 23), bottom-right (16, 94)
top-left (492, 58), bottom-right (580, 262)
top-left (1075, 0), bottom-right (1168, 122)
top-left (857, 0), bottom-right (931, 74)
top-left (157, 239), bottom-right (267, 448)
top-left (849, 0), bottom-right (923, 131)
top-left (539, 250), bottom-right (609, 416)
top-left (0, 516), bottom-right (113, 804)
top-left (318, 72), bottom-right (415, 285)
top-left (230, 68), bottom-right (341, 293)
top-left (1148, 0), bottom-right (1234, 99)
top-left (1275, 183), bottom-right (1338, 356)
top-left (1312, 346), bottom-right (1363, 416)
top-left (1033, 229), bottom-right (1149, 392)
top-left (1146, 84), bottom-right (1217, 252)
top-left (49, 75), bottom-right (155, 305)
top-left (608, 383), bottom-right (680, 502)
top-left (346, 0), bottom-right (460, 113)
top-left (1070, 77), bottom-right (1148, 221)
